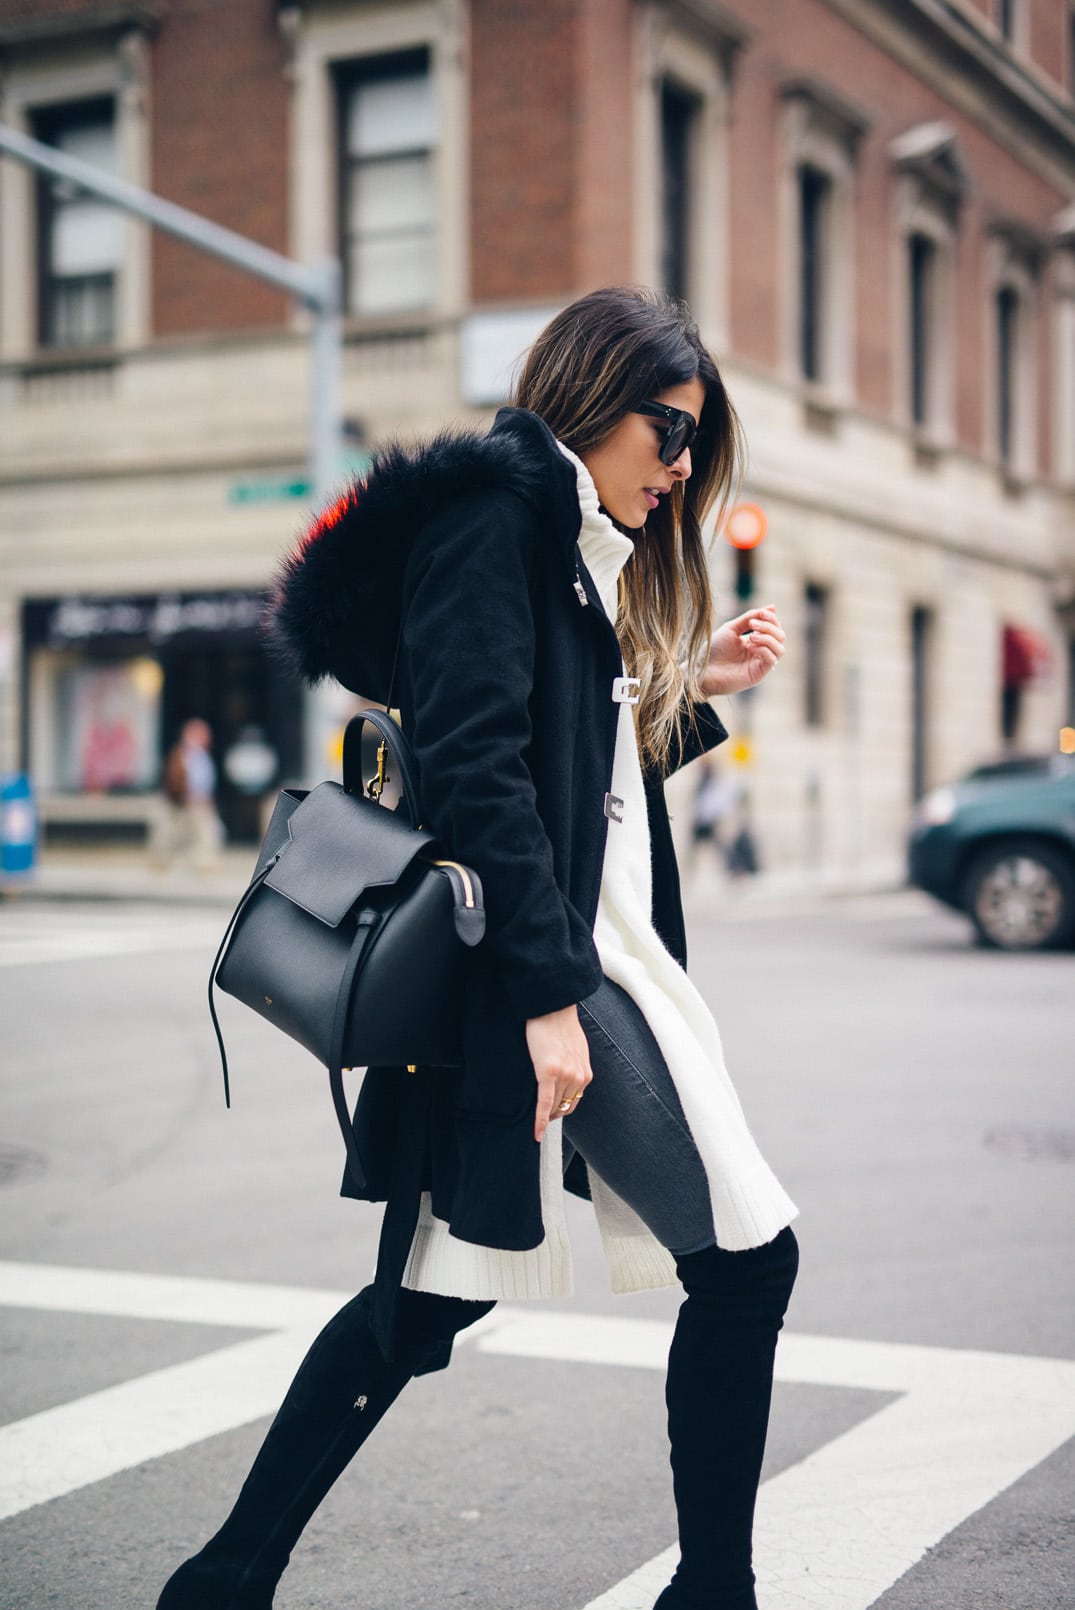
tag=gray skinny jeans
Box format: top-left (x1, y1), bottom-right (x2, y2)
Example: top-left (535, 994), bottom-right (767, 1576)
top-left (564, 977), bottom-right (717, 1256)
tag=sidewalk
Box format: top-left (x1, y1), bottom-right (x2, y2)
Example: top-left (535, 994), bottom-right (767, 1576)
top-left (1, 843), bottom-right (908, 912)
top-left (0, 846), bottom-right (253, 908)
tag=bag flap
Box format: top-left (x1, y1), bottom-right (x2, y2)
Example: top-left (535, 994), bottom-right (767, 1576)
top-left (264, 780), bottom-right (435, 927)
top-left (253, 788), bottom-right (307, 877)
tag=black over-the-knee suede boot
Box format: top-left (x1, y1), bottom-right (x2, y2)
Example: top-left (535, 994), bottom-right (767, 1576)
top-left (653, 1226), bottom-right (799, 1610)
top-left (156, 1285), bottom-right (492, 1610)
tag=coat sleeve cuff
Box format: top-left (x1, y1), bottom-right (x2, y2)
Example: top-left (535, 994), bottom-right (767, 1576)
top-left (501, 950), bottom-right (604, 1023)
top-left (660, 699), bottom-right (729, 777)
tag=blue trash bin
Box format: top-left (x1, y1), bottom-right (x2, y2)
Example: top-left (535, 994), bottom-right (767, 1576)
top-left (1, 773), bottom-right (37, 878)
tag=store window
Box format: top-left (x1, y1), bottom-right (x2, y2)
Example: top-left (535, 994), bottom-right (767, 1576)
top-left (31, 98), bottom-right (120, 349)
top-left (660, 79), bottom-right (701, 302)
top-left (338, 50), bottom-right (437, 317)
top-left (23, 592), bottom-right (303, 843)
top-left (45, 655), bottom-right (162, 792)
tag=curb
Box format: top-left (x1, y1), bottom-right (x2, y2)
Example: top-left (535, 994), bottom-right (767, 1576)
top-left (2, 857), bottom-right (911, 914)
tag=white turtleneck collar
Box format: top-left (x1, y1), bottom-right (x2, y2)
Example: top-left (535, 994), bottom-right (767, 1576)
top-left (555, 442), bottom-right (634, 620)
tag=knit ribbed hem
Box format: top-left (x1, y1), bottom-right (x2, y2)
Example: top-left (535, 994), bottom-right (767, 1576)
top-left (707, 1164), bottom-right (799, 1253)
top-left (401, 1200), bottom-right (574, 1301)
top-left (402, 1131), bottom-right (574, 1301)
top-left (604, 1233), bottom-right (678, 1294)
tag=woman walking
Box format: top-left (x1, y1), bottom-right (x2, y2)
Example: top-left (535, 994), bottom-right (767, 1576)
top-left (158, 286), bottom-right (798, 1610)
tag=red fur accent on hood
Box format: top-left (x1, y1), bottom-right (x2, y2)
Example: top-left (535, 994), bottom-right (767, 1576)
top-left (301, 485), bottom-right (363, 548)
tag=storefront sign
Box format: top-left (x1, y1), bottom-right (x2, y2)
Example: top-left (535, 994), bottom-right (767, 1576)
top-left (27, 591), bottom-right (267, 649)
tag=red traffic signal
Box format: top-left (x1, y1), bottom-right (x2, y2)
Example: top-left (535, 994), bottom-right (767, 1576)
top-left (724, 502), bottom-right (768, 550)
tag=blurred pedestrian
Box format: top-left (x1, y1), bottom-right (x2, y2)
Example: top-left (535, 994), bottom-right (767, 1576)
top-left (154, 717), bottom-right (223, 868)
top-left (158, 288), bottom-right (798, 1610)
top-left (725, 793), bottom-right (761, 879)
top-left (689, 754), bottom-right (739, 868)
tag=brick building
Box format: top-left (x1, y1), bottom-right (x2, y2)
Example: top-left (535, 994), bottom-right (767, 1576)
top-left (1, 0), bottom-right (1073, 873)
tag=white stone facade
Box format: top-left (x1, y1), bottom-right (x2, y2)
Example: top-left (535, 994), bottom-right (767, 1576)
top-left (1, 0), bottom-right (1072, 877)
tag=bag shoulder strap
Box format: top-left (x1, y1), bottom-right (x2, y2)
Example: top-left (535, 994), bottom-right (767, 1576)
top-left (208, 862), bottom-right (379, 1197)
top-left (341, 707), bottom-right (423, 829)
top-left (207, 857), bottom-right (280, 1108)
top-left (325, 907), bottom-right (381, 1194)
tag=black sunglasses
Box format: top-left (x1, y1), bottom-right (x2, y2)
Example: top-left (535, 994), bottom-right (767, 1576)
top-left (636, 400), bottom-right (699, 466)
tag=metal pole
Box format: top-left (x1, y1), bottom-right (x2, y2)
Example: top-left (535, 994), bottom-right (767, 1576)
top-left (0, 123), bottom-right (341, 490)
top-left (0, 121), bottom-right (346, 787)
top-left (0, 123), bottom-right (320, 304)
top-left (310, 257), bottom-right (344, 501)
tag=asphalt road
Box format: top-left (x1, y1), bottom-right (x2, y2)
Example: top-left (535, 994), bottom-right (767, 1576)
top-left (0, 888), bottom-right (1071, 1610)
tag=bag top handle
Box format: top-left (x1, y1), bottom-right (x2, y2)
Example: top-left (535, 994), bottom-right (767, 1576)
top-left (342, 707), bottom-right (423, 830)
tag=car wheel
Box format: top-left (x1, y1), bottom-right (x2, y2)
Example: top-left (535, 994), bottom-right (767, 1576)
top-left (963, 839), bottom-right (1075, 951)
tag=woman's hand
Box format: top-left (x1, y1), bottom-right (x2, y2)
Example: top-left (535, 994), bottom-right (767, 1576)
top-left (526, 1005), bottom-right (593, 1142)
top-left (701, 604), bottom-right (786, 697)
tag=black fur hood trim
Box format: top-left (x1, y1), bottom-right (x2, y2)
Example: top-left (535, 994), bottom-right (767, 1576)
top-left (266, 407), bottom-right (581, 701)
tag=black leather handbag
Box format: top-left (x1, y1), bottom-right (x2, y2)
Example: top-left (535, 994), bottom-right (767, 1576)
top-left (208, 707), bottom-right (485, 1189)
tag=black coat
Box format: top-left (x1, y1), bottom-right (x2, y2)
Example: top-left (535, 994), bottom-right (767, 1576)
top-left (269, 407), bottom-right (727, 1357)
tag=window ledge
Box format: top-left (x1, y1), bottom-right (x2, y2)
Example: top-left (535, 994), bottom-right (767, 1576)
top-left (0, 4), bottom-right (160, 48)
top-left (799, 386), bottom-right (844, 435)
top-left (999, 465), bottom-right (1035, 498)
top-left (341, 311), bottom-right (444, 342)
top-left (9, 347), bottom-right (119, 374)
top-left (910, 430), bottom-right (949, 470)
top-left (6, 350), bottom-right (119, 406)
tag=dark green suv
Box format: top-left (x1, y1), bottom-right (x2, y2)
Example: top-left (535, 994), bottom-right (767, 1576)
top-left (908, 755), bottom-right (1075, 950)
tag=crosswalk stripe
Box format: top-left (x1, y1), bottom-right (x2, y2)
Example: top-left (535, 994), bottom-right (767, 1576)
top-left (0, 1332), bottom-right (311, 1522)
top-left (2, 1262), bottom-right (1073, 1609)
top-left (480, 1313), bottom-right (1075, 1610)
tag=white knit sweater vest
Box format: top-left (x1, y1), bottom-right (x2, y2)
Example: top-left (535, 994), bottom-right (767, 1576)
top-left (401, 450), bottom-right (797, 1302)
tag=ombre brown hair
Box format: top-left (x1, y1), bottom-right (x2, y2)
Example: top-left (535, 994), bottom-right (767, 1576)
top-left (512, 286), bottom-right (743, 770)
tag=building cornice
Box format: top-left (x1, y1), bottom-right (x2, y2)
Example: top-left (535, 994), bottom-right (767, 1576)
top-left (988, 214), bottom-right (1047, 268)
top-left (780, 75), bottom-right (872, 150)
top-left (664, 0), bottom-right (751, 58)
top-left (823, 0), bottom-right (1075, 184)
top-left (888, 120), bottom-right (968, 205)
top-left (637, 0), bottom-right (751, 73)
top-left (0, 5), bottom-right (161, 52)
top-left (919, 0), bottom-right (1075, 145)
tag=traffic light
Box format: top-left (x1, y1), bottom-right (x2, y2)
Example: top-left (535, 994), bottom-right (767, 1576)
top-left (724, 502), bottom-right (766, 606)
top-left (735, 546), bottom-right (755, 603)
